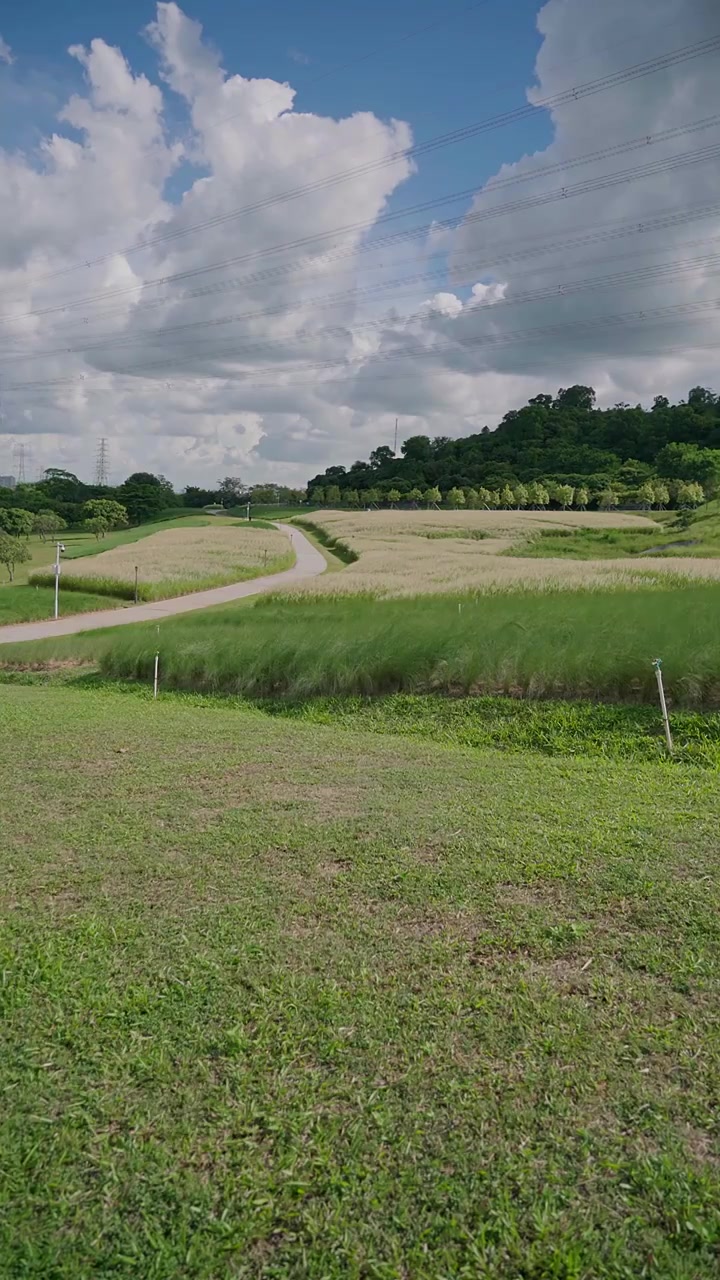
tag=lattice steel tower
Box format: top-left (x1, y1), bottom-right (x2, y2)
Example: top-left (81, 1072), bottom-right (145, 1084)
top-left (95, 437), bottom-right (109, 487)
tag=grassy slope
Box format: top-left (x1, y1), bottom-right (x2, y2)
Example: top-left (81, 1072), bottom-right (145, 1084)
top-left (3, 517), bottom-right (293, 616)
top-left (0, 585), bottom-right (125, 624)
top-left (2, 684), bottom-right (720, 1277)
top-left (512, 500), bottom-right (720, 560)
top-left (2, 513), bottom-right (217, 588)
top-left (2, 582), bottom-right (719, 707)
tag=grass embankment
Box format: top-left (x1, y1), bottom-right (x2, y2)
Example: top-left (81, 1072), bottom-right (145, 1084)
top-left (513, 501), bottom-right (720, 561)
top-left (30, 524), bottom-right (294, 602)
top-left (292, 518), bottom-right (359, 565)
top-left (0, 585), bottom-right (124, 625)
top-left (266, 692), bottom-right (720, 768)
top-left (0, 515), bottom-right (240, 624)
top-left (2, 683), bottom-right (720, 1277)
top-left (1, 583), bottom-right (717, 706)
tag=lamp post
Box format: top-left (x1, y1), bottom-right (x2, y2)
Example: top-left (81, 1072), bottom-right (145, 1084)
top-left (54, 541), bottom-right (65, 620)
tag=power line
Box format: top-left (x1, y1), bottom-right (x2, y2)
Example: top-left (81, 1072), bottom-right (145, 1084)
top-left (36, 195), bottom-right (720, 344)
top-left (12, 31), bottom-right (720, 296)
top-left (4, 292), bottom-right (720, 398)
top-left (7, 113), bottom-right (720, 328)
top-left (7, 239), bottom-right (720, 376)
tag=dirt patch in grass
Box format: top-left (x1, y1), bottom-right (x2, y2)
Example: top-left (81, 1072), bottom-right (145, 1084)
top-left (681, 1124), bottom-right (720, 1168)
top-left (268, 781), bottom-right (364, 818)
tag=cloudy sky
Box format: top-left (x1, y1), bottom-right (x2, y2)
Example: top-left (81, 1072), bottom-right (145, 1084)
top-left (0, 0), bottom-right (718, 487)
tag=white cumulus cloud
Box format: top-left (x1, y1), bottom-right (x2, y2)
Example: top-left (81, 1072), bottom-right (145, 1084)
top-left (0, 0), bottom-right (718, 488)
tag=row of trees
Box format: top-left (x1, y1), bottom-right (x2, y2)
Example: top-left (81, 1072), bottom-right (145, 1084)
top-left (0, 469), bottom-right (308, 530)
top-left (308, 478), bottom-right (705, 512)
top-left (0, 499), bottom-right (129, 541)
top-left (0, 498), bottom-right (131, 581)
top-left (308, 386), bottom-right (720, 504)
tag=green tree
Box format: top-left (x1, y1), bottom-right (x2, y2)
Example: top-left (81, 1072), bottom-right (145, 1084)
top-left (555, 484), bottom-right (575, 510)
top-left (33, 510), bottom-right (67, 541)
top-left (656, 443), bottom-right (720, 491)
top-left (464, 488), bottom-right (478, 509)
top-left (499, 485), bottom-right (515, 509)
top-left (82, 499), bottom-right (129, 530)
top-left (423, 487), bottom-right (442, 507)
top-left (364, 488), bottom-right (381, 506)
top-left (674, 481), bottom-right (704, 508)
top-left (475, 487), bottom-right (493, 508)
top-left (308, 486), bottom-right (325, 504)
top-left (407, 488), bottom-right (424, 505)
top-left (554, 385), bottom-right (596, 410)
top-left (637, 481), bottom-right (656, 510)
top-left (0, 533), bottom-right (31, 582)
top-left (118, 474), bottom-right (175, 523)
top-left (387, 489), bottom-right (402, 506)
top-left (652, 481), bottom-right (670, 509)
top-left (574, 486), bottom-right (589, 510)
top-left (325, 485), bottom-right (341, 506)
top-left (85, 516), bottom-right (110, 540)
top-left (513, 483), bottom-right (528, 510)
top-left (344, 489), bottom-right (360, 508)
top-left (0, 508), bottom-right (34, 538)
top-left (446, 487), bottom-right (466, 509)
top-left (598, 487), bottom-right (619, 511)
top-left (216, 477), bottom-right (245, 506)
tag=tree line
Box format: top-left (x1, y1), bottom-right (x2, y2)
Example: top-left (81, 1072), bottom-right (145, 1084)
top-left (307, 385), bottom-right (720, 510)
top-left (0, 470), bottom-right (306, 529)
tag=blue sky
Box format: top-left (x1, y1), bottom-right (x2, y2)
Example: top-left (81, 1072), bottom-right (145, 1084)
top-left (3, 0), bottom-right (715, 485)
top-left (1, 0), bottom-right (551, 222)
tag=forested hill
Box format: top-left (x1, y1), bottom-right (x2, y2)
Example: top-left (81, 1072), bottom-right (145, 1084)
top-left (308, 386), bottom-right (720, 507)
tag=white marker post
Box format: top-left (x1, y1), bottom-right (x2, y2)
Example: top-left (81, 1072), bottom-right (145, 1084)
top-left (53, 541), bottom-right (65, 620)
top-left (153, 651), bottom-right (160, 700)
top-left (652, 658), bottom-right (673, 755)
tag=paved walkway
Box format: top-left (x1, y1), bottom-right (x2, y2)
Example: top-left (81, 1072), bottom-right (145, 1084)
top-left (0, 523), bottom-right (326, 645)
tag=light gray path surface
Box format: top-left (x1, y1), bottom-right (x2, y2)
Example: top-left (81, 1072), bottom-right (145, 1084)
top-left (0, 523), bottom-right (325, 645)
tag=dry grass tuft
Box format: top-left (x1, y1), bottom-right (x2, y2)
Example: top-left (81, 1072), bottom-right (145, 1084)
top-left (293, 510), bottom-right (720, 595)
top-left (55, 525), bottom-right (290, 587)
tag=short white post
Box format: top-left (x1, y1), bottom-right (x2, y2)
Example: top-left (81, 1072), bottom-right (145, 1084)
top-left (153, 651), bottom-right (160, 700)
top-left (652, 658), bottom-right (673, 755)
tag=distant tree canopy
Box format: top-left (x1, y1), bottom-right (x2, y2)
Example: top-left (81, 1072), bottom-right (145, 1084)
top-left (0, 467), bottom-right (309, 530)
top-left (307, 386), bottom-right (720, 507)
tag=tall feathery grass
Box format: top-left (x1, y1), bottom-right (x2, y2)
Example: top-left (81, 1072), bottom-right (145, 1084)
top-left (3, 583), bottom-right (719, 707)
top-left (30, 525), bottom-right (294, 601)
top-left (290, 511), bottom-right (720, 596)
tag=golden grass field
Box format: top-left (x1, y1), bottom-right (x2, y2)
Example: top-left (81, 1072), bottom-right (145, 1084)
top-left (57, 524), bottom-right (291, 587)
top-left (297, 509), bottom-right (720, 596)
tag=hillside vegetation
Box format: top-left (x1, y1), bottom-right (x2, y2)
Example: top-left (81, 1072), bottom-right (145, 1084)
top-left (308, 384), bottom-right (720, 510)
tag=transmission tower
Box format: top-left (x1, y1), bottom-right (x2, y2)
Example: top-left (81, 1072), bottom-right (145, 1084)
top-left (95, 437), bottom-right (109, 487)
top-left (13, 443), bottom-right (28, 483)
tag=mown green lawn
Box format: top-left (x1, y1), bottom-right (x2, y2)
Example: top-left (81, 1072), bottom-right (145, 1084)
top-left (0, 584), bottom-right (124, 624)
top-left (2, 684), bottom-right (720, 1276)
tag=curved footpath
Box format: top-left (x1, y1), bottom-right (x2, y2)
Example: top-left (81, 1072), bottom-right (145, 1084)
top-left (0, 523), bottom-right (326, 646)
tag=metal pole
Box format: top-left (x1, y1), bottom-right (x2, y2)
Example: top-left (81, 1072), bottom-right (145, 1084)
top-left (652, 659), bottom-right (673, 755)
top-left (134, 565), bottom-right (139, 604)
top-left (153, 652), bottom-right (159, 700)
top-left (54, 542), bottom-right (61, 620)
